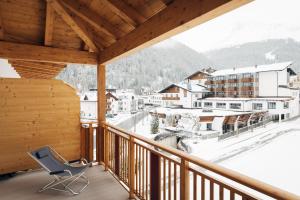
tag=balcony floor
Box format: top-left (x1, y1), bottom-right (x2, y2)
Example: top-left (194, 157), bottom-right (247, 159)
top-left (0, 165), bottom-right (128, 200)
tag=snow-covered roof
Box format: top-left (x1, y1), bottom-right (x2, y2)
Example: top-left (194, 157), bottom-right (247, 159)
top-left (202, 97), bottom-right (293, 101)
top-left (159, 82), bottom-right (209, 93)
top-left (211, 61), bottom-right (293, 76)
top-left (153, 107), bottom-right (252, 117)
top-left (184, 70), bottom-right (211, 80)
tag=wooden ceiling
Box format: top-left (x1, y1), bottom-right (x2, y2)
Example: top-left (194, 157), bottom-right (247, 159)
top-left (0, 0), bottom-right (251, 79)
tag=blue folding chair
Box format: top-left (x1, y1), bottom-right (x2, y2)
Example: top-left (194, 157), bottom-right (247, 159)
top-left (28, 146), bottom-right (91, 195)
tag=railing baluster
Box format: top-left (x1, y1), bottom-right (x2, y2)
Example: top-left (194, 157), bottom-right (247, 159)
top-left (104, 126), bottom-right (109, 171)
top-left (146, 149), bottom-right (149, 200)
top-left (219, 185), bottom-right (224, 200)
top-left (150, 152), bottom-right (161, 200)
top-left (210, 180), bottom-right (214, 200)
top-left (163, 158), bottom-right (166, 200)
top-left (230, 190), bottom-right (235, 200)
top-left (168, 159), bottom-right (171, 200)
top-left (193, 173), bottom-right (197, 200)
top-left (129, 136), bottom-right (135, 199)
top-left (139, 145), bottom-right (142, 197)
top-left (201, 177), bottom-right (205, 200)
top-left (180, 159), bottom-right (189, 200)
top-left (115, 134), bottom-right (120, 177)
top-left (174, 164), bottom-right (177, 200)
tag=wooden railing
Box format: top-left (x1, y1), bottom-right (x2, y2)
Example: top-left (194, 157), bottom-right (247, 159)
top-left (83, 121), bottom-right (300, 200)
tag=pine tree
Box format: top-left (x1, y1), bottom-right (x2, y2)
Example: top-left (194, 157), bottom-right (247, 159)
top-left (150, 114), bottom-right (159, 134)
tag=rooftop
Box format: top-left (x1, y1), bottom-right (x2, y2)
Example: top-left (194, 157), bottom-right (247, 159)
top-left (211, 61), bottom-right (293, 76)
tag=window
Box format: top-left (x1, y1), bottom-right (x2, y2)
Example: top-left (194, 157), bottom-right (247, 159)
top-left (284, 102), bottom-right (289, 109)
top-left (268, 102), bottom-right (276, 109)
top-left (207, 123), bottom-right (212, 130)
top-left (253, 103), bottom-right (263, 110)
top-left (194, 102), bottom-right (198, 108)
top-left (216, 102), bottom-right (226, 109)
top-left (204, 102), bottom-right (213, 107)
top-left (229, 74), bottom-right (237, 79)
top-left (198, 102), bottom-right (202, 107)
top-left (229, 103), bottom-right (241, 109)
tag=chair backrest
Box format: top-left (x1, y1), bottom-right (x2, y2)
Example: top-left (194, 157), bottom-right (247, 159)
top-left (28, 146), bottom-right (65, 173)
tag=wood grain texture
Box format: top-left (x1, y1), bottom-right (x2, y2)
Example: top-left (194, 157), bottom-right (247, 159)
top-left (0, 41), bottom-right (97, 64)
top-left (0, 78), bottom-right (80, 174)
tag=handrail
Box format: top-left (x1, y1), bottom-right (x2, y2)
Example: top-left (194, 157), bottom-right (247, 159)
top-left (101, 121), bottom-right (300, 200)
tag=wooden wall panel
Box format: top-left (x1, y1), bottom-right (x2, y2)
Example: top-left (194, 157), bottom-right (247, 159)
top-left (0, 78), bottom-right (80, 174)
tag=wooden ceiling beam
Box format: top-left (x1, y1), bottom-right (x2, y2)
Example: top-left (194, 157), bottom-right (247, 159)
top-left (44, 2), bottom-right (55, 46)
top-left (48, 0), bottom-right (99, 52)
top-left (99, 0), bottom-right (251, 64)
top-left (0, 41), bottom-right (97, 64)
top-left (60, 0), bottom-right (122, 40)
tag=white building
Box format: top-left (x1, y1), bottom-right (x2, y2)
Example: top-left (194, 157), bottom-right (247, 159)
top-left (115, 90), bottom-right (138, 113)
top-left (200, 61), bottom-right (300, 121)
top-left (141, 93), bottom-right (163, 106)
top-left (159, 82), bottom-right (209, 109)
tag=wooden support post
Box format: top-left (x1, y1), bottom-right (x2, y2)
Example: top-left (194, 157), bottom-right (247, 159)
top-left (180, 159), bottom-right (190, 200)
top-left (129, 136), bottom-right (135, 199)
top-left (80, 125), bottom-right (86, 159)
top-left (97, 64), bottom-right (106, 164)
top-left (150, 152), bottom-right (161, 200)
top-left (88, 123), bottom-right (94, 162)
top-left (114, 135), bottom-right (120, 176)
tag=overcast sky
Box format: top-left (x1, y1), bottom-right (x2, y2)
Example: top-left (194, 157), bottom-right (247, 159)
top-left (173, 0), bottom-right (300, 53)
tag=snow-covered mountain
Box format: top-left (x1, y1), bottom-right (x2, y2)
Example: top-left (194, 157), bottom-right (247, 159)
top-left (204, 38), bottom-right (300, 72)
top-left (57, 38), bottom-right (300, 93)
top-left (57, 40), bottom-right (213, 93)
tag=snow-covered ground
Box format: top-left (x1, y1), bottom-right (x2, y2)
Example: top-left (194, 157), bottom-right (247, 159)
top-left (127, 108), bottom-right (300, 196)
top-left (183, 117), bottom-right (300, 195)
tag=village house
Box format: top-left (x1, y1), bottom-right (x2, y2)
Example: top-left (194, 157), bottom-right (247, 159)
top-left (159, 82), bottom-right (209, 108)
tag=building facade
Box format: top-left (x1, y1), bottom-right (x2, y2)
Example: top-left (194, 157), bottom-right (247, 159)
top-left (206, 62), bottom-right (295, 98)
top-left (159, 82), bottom-right (209, 108)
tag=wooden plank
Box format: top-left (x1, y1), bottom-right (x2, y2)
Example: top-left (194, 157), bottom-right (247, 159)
top-left (0, 78), bottom-right (80, 174)
top-left (0, 41), bottom-right (97, 64)
top-left (106, 0), bottom-right (146, 24)
top-left (9, 60), bottom-right (66, 70)
top-left (13, 65), bottom-right (59, 75)
top-left (0, 11), bottom-right (4, 40)
top-left (60, 0), bottom-right (122, 40)
top-left (48, 0), bottom-right (99, 52)
top-left (102, 0), bottom-right (136, 28)
top-left (98, 0), bottom-right (251, 64)
top-left (10, 64), bottom-right (63, 73)
top-left (44, 2), bottom-right (55, 46)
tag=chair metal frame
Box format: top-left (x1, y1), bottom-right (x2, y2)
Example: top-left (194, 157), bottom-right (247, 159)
top-left (28, 146), bottom-right (91, 195)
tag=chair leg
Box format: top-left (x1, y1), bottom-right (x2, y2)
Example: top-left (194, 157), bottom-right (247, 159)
top-left (38, 173), bottom-right (89, 195)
